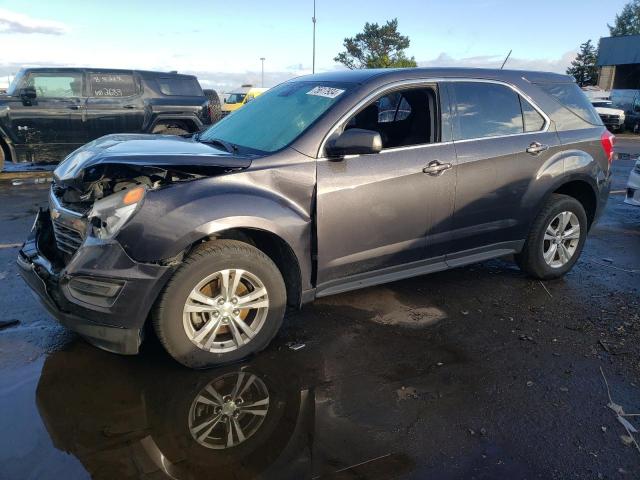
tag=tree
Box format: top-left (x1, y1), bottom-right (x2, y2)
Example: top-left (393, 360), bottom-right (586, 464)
top-left (609, 0), bottom-right (640, 36)
top-left (334, 18), bottom-right (417, 69)
top-left (566, 40), bottom-right (599, 87)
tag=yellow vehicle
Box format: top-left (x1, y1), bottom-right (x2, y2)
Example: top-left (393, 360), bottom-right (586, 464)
top-left (221, 85), bottom-right (268, 116)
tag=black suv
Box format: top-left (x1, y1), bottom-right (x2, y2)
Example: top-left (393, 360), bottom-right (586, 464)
top-left (0, 68), bottom-right (212, 168)
top-left (18, 68), bottom-right (613, 368)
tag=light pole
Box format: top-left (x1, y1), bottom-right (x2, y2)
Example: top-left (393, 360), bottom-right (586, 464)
top-left (260, 57), bottom-right (265, 87)
top-left (312, 0), bottom-right (316, 74)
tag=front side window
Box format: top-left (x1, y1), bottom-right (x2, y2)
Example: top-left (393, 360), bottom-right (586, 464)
top-left (450, 82), bottom-right (524, 140)
top-left (199, 81), bottom-right (353, 153)
top-left (26, 72), bottom-right (83, 98)
top-left (344, 86), bottom-right (437, 149)
top-left (89, 73), bottom-right (137, 97)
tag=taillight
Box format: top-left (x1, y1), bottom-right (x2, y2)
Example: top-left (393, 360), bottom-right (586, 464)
top-left (601, 130), bottom-right (615, 165)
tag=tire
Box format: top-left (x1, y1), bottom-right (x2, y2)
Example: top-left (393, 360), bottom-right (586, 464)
top-left (151, 123), bottom-right (189, 136)
top-left (153, 240), bottom-right (287, 368)
top-left (515, 194), bottom-right (588, 280)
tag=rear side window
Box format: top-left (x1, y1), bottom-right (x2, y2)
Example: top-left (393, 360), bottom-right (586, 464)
top-left (535, 83), bottom-right (601, 125)
top-left (157, 77), bottom-right (203, 96)
top-left (521, 97), bottom-right (546, 132)
top-left (89, 73), bottom-right (137, 97)
top-left (449, 82), bottom-right (523, 140)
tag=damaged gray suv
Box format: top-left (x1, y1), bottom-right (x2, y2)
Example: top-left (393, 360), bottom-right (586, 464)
top-left (18, 68), bottom-right (614, 368)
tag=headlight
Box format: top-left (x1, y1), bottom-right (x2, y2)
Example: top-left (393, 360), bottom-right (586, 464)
top-left (88, 186), bottom-right (145, 239)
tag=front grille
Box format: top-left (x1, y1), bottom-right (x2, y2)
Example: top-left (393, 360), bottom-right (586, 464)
top-left (599, 114), bottom-right (620, 122)
top-left (52, 219), bottom-right (84, 255)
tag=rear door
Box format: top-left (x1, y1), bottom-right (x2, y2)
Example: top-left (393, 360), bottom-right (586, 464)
top-left (316, 83), bottom-right (457, 289)
top-left (444, 81), bottom-right (560, 262)
top-left (8, 70), bottom-right (86, 161)
top-left (84, 71), bottom-right (145, 140)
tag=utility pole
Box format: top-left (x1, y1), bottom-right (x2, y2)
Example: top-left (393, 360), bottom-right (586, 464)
top-left (312, 0), bottom-right (316, 74)
top-left (260, 57), bottom-right (265, 87)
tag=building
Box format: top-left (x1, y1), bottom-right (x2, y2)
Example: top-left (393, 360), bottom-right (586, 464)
top-left (597, 34), bottom-right (640, 90)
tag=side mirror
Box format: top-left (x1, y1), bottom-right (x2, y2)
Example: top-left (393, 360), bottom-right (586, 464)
top-left (325, 128), bottom-right (382, 158)
top-left (19, 86), bottom-right (36, 104)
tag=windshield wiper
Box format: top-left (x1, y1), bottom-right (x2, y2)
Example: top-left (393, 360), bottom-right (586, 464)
top-left (198, 136), bottom-right (238, 154)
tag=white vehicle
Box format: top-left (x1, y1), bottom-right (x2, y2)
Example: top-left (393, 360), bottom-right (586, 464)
top-left (590, 99), bottom-right (626, 132)
top-left (625, 159), bottom-right (640, 207)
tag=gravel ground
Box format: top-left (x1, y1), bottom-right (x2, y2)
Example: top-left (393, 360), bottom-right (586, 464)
top-left (0, 140), bottom-right (638, 480)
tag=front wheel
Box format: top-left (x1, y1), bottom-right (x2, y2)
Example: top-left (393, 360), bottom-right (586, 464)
top-left (515, 194), bottom-right (588, 279)
top-left (153, 240), bottom-right (287, 368)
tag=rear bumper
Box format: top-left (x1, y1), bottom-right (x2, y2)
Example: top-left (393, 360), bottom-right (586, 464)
top-left (17, 210), bottom-right (174, 354)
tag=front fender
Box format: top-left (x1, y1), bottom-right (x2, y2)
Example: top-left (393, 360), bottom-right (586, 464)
top-left (118, 174), bottom-right (313, 283)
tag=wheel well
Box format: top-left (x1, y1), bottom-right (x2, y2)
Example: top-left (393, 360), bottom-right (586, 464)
top-left (151, 119), bottom-right (198, 133)
top-left (553, 181), bottom-right (597, 227)
top-left (193, 229), bottom-right (303, 308)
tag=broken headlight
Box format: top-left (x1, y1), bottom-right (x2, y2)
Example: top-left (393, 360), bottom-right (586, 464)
top-left (88, 186), bottom-right (145, 239)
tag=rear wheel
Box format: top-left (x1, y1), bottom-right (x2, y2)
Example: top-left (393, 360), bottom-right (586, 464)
top-left (153, 240), bottom-right (287, 368)
top-left (515, 194), bottom-right (588, 279)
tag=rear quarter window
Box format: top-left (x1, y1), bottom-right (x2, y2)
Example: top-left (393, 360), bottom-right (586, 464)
top-left (157, 77), bottom-right (203, 96)
top-left (535, 82), bottom-right (602, 126)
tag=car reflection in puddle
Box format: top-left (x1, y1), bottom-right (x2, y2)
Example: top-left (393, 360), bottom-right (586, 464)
top-left (35, 341), bottom-right (414, 479)
top-left (35, 344), bottom-right (316, 479)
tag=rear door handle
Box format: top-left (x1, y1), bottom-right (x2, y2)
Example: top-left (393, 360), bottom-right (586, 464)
top-left (423, 160), bottom-right (452, 176)
top-left (122, 104), bottom-right (136, 109)
top-left (526, 142), bottom-right (549, 155)
top-left (67, 105), bottom-right (82, 110)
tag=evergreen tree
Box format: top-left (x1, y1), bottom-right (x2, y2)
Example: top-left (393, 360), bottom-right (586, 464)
top-left (609, 0), bottom-right (640, 36)
top-left (566, 40), bottom-right (599, 86)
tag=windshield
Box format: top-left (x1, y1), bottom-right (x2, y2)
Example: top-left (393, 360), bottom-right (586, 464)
top-left (6, 70), bottom-right (25, 96)
top-left (226, 93), bottom-right (247, 104)
top-left (201, 81), bottom-right (352, 153)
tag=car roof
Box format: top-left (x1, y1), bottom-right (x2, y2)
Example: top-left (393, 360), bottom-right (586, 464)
top-left (294, 67), bottom-right (573, 85)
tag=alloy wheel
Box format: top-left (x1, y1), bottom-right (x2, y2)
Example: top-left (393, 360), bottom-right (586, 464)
top-left (542, 211), bottom-right (581, 268)
top-left (188, 371), bottom-right (270, 449)
top-left (182, 269), bottom-right (270, 353)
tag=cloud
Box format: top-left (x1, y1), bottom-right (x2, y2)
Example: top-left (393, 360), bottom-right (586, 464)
top-left (418, 51), bottom-right (578, 74)
top-left (0, 8), bottom-right (68, 35)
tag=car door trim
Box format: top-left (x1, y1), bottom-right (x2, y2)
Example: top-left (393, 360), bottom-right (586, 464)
top-left (317, 77), bottom-right (550, 158)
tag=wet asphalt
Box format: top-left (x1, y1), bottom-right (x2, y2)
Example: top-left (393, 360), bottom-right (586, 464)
top-left (0, 140), bottom-right (639, 480)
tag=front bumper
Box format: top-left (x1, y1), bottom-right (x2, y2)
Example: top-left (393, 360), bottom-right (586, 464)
top-left (17, 210), bottom-right (174, 354)
top-left (625, 163), bottom-right (640, 207)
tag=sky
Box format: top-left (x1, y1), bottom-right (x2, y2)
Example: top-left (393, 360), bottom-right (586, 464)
top-left (0, 0), bottom-right (629, 92)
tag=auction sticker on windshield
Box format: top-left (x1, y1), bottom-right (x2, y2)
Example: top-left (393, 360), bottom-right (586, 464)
top-left (307, 86), bottom-right (345, 99)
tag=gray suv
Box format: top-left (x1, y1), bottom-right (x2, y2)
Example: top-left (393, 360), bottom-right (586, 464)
top-left (18, 68), bottom-right (614, 368)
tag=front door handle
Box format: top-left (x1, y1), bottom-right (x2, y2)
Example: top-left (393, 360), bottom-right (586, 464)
top-left (423, 160), bottom-right (452, 176)
top-left (122, 104), bottom-right (136, 109)
top-left (526, 142), bottom-right (549, 155)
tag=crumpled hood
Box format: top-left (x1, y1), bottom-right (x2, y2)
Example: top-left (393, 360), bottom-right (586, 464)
top-left (54, 133), bottom-right (253, 184)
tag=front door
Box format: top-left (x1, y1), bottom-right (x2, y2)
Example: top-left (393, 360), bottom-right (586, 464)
top-left (8, 70), bottom-right (86, 162)
top-left (85, 72), bottom-right (145, 140)
top-left (316, 84), bottom-right (457, 291)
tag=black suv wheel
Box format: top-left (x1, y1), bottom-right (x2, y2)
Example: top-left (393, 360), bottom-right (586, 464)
top-left (515, 194), bottom-right (588, 279)
top-left (153, 240), bottom-right (287, 368)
